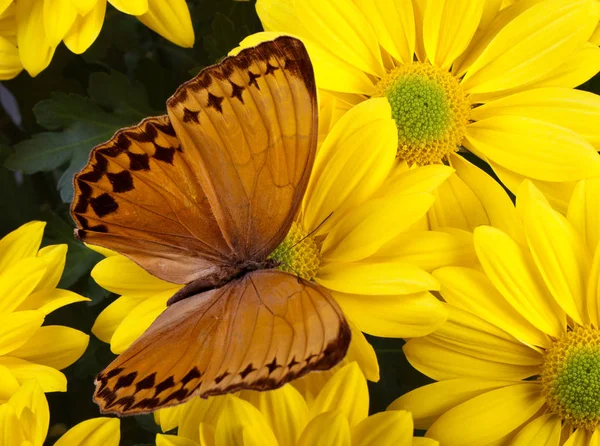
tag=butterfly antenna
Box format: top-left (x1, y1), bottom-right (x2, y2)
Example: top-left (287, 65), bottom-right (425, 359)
top-left (289, 211), bottom-right (334, 250)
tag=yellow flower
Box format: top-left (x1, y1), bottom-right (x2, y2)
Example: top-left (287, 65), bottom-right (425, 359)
top-left (391, 178), bottom-right (600, 445)
top-left (0, 221), bottom-right (89, 399)
top-left (0, 379), bottom-right (120, 446)
top-left (252, 0), bottom-right (600, 217)
top-left (156, 362), bottom-right (438, 446)
top-left (0, 0), bottom-right (194, 80)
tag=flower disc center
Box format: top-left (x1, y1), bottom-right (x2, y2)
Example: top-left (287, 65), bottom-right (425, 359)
top-left (541, 326), bottom-right (600, 431)
top-left (374, 62), bottom-right (470, 165)
top-left (269, 222), bottom-right (321, 280)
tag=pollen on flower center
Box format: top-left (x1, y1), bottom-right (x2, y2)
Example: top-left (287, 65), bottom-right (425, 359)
top-left (374, 62), bottom-right (470, 166)
top-left (268, 222), bottom-right (321, 280)
top-left (541, 325), bottom-right (600, 431)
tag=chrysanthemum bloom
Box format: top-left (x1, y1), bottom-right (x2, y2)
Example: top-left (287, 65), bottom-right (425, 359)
top-left (0, 221), bottom-right (89, 399)
top-left (252, 0), bottom-right (600, 214)
top-left (156, 362), bottom-right (438, 446)
top-left (90, 98), bottom-right (475, 423)
top-left (391, 178), bottom-right (600, 445)
top-left (0, 379), bottom-right (120, 445)
top-left (0, 0), bottom-right (194, 80)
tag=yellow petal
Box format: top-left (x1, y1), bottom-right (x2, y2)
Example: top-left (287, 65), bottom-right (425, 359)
top-left (425, 384), bottom-right (545, 446)
top-left (511, 414), bottom-right (561, 446)
top-left (107, 0), bottom-right (147, 15)
top-left (11, 326), bottom-right (89, 370)
top-left (256, 0), bottom-right (304, 35)
top-left (177, 396), bottom-right (227, 442)
top-left (450, 153), bottom-right (524, 244)
top-left (520, 181), bottom-right (590, 325)
top-left (0, 357), bottom-right (66, 392)
top-left (214, 396), bottom-right (278, 446)
top-left (63, 0), bottom-right (106, 54)
top-left (474, 225), bottom-right (565, 337)
top-left (295, 0), bottom-right (384, 77)
top-left (240, 385), bottom-right (308, 446)
top-left (34, 244), bottom-right (67, 292)
top-left (312, 362), bottom-right (368, 428)
top-left (156, 434), bottom-right (199, 446)
top-left (302, 98), bottom-right (397, 234)
top-left (464, 116), bottom-right (600, 182)
top-left (55, 417), bottom-right (120, 446)
top-left (91, 295), bottom-right (140, 344)
top-left (91, 254), bottom-right (179, 297)
top-left (317, 261), bottom-right (438, 296)
top-left (16, 0), bottom-right (56, 76)
top-left (389, 378), bottom-right (514, 430)
top-left (354, 0), bottom-right (415, 64)
top-left (0, 365), bottom-right (20, 401)
top-left (564, 429), bottom-right (592, 446)
top-left (154, 404), bottom-right (183, 433)
top-left (322, 193), bottom-right (434, 263)
top-left (69, 0), bottom-right (98, 16)
top-left (0, 257), bottom-right (47, 313)
top-left (8, 380), bottom-right (48, 446)
top-left (0, 36), bottom-right (22, 80)
top-left (331, 291), bottom-right (446, 339)
top-left (43, 0), bottom-right (77, 46)
top-left (17, 288), bottom-right (89, 316)
top-left (373, 164), bottom-right (454, 200)
top-left (137, 0), bottom-right (194, 48)
top-left (0, 221), bottom-right (45, 275)
top-left (0, 311), bottom-right (44, 356)
top-left (427, 173), bottom-right (489, 232)
top-left (404, 338), bottom-right (539, 381)
top-left (351, 410), bottom-right (413, 446)
top-left (423, 0), bottom-right (482, 69)
top-left (461, 0), bottom-right (598, 96)
top-left (297, 411), bottom-right (351, 446)
top-left (0, 403), bottom-right (26, 446)
top-left (0, 0), bottom-right (10, 16)
top-left (345, 319), bottom-right (379, 382)
top-left (567, 178), bottom-right (600, 254)
top-left (587, 246), bottom-right (600, 328)
top-left (434, 267), bottom-right (549, 348)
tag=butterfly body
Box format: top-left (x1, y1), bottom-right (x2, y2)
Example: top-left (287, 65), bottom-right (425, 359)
top-left (72, 37), bottom-right (351, 415)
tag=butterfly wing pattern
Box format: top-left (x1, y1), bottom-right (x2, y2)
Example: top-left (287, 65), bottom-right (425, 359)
top-left (71, 37), bottom-right (351, 415)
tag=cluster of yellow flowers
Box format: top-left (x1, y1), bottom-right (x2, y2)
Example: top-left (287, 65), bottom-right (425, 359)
top-left (4, 0), bottom-right (600, 445)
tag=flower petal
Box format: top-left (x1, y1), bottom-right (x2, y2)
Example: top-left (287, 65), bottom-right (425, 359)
top-left (302, 98), bottom-right (397, 233)
top-left (352, 410), bottom-right (413, 446)
top-left (354, 0), bottom-right (415, 64)
top-left (0, 403), bottom-right (26, 446)
top-left (568, 178), bottom-right (600, 255)
top-left (318, 261), bottom-right (438, 296)
top-left (389, 378), bottom-right (514, 430)
top-left (511, 414), bottom-right (562, 446)
top-left (137, 0), bottom-right (194, 48)
top-left (404, 338), bottom-right (539, 381)
top-left (331, 291), bottom-right (446, 339)
top-left (0, 357), bottom-right (66, 392)
top-left (55, 417), bottom-right (120, 446)
top-left (0, 257), bottom-right (47, 313)
top-left (33, 245), bottom-right (67, 293)
top-left (63, 0), bottom-right (106, 54)
top-left (11, 326), bottom-right (89, 370)
top-left (68, 0), bottom-right (97, 16)
top-left (0, 311), bottom-right (44, 356)
top-left (17, 288), bottom-right (89, 316)
top-left (256, 0), bottom-right (304, 35)
top-left (587, 246), bottom-right (600, 329)
top-left (214, 396), bottom-right (278, 446)
top-left (564, 429), bottom-right (592, 446)
top-left (461, 0), bottom-right (598, 96)
top-left (8, 380), bottom-right (48, 446)
top-left (91, 295), bottom-right (141, 344)
top-left (474, 225), bottom-right (565, 337)
top-left (107, 0), bottom-right (147, 15)
top-left (345, 319), bottom-right (379, 382)
top-left (16, 0), bottom-right (56, 76)
top-left (425, 384), bottom-right (544, 446)
top-left (373, 164), bottom-right (454, 199)
top-left (434, 267), bottom-right (549, 348)
top-left (423, 0), bottom-right (482, 69)
top-left (0, 36), bottom-right (22, 80)
top-left (464, 116), bottom-right (600, 182)
top-left (0, 365), bottom-right (20, 401)
top-left (295, 0), bottom-right (384, 77)
top-left (156, 434), bottom-right (199, 446)
top-left (43, 0), bottom-right (77, 46)
top-left (531, 43), bottom-right (600, 90)
top-left (0, 221), bottom-right (44, 275)
top-left (298, 411), bottom-right (351, 446)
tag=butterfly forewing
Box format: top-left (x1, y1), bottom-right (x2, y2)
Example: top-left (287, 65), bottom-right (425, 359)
top-left (93, 270), bottom-right (350, 415)
top-left (167, 36), bottom-right (318, 261)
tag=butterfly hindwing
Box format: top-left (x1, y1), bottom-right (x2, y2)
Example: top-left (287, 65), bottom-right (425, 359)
top-left (93, 270), bottom-right (350, 415)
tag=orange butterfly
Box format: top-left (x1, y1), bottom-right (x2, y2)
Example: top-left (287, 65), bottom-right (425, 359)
top-left (71, 37), bottom-right (351, 415)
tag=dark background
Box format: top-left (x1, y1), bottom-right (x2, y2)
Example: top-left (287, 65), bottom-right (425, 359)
top-left (0, 1), bottom-right (598, 444)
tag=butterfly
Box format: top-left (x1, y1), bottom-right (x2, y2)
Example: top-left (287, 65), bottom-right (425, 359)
top-left (71, 36), bottom-right (351, 415)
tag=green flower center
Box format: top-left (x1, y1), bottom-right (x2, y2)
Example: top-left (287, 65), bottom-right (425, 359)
top-left (374, 62), bottom-right (470, 165)
top-left (269, 222), bottom-right (321, 280)
top-left (541, 326), bottom-right (600, 431)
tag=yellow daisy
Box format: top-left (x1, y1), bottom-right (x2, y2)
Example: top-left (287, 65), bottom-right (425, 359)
top-left (0, 221), bottom-right (89, 399)
top-left (252, 0), bottom-right (600, 214)
top-left (156, 361), bottom-right (438, 446)
top-left (0, 379), bottom-right (120, 445)
top-left (391, 178), bottom-right (600, 445)
top-left (0, 0), bottom-right (194, 80)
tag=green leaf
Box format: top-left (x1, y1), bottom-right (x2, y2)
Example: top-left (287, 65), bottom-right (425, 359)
top-left (5, 71), bottom-right (157, 202)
